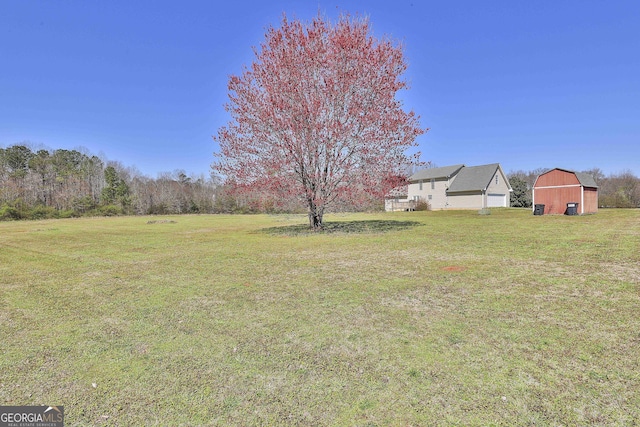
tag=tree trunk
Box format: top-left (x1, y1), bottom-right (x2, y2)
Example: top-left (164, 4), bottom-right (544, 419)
top-left (307, 202), bottom-right (324, 231)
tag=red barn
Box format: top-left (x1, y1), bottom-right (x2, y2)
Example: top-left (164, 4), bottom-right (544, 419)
top-left (532, 168), bottom-right (598, 215)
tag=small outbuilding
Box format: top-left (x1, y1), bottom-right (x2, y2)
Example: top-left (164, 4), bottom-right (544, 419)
top-left (532, 168), bottom-right (598, 215)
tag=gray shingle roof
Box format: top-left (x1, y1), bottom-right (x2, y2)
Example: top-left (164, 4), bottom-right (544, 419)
top-left (409, 164), bottom-right (464, 182)
top-left (447, 163), bottom-right (502, 193)
top-left (575, 172), bottom-right (598, 188)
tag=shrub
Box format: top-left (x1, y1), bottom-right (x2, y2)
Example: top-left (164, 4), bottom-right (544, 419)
top-left (29, 205), bottom-right (57, 220)
top-left (58, 209), bottom-right (77, 219)
top-left (72, 196), bottom-right (98, 214)
top-left (98, 205), bottom-right (122, 216)
top-left (0, 204), bottom-right (22, 220)
top-left (415, 198), bottom-right (430, 211)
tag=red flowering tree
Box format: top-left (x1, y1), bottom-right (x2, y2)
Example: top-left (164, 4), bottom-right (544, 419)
top-left (213, 14), bottom-right (425, 229)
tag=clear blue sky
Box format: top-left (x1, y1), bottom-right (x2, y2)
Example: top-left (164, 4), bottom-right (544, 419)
top-left (1, 0), bottom-right (638, 177)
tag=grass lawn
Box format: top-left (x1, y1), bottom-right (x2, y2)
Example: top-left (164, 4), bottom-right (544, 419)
top-left (1, 209), bottom-right (639, 426)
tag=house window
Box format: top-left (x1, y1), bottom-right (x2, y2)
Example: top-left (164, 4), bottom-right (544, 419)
top-left (431, 178), bottom-right (435, 189)
top-left (495, 175), bottom-right (499, 185)
top-left (428, 195), bottom-right (432, 200)
top-left (419, 180), bottom-right (423, 190)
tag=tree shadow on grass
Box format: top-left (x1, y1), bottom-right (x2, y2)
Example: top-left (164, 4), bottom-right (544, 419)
top-left (262, 220), bottom-right (423, 236)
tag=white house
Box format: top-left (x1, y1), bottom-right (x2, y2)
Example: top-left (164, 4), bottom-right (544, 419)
top-left (399, 163), bottom-right (512, 210)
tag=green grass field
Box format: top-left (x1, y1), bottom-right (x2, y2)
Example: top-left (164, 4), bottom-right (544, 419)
top-left (1, 209), bottom-right (639, 426)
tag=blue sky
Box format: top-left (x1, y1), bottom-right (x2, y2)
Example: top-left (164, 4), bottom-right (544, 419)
top-left (1, 0), bottom-right (638, 178)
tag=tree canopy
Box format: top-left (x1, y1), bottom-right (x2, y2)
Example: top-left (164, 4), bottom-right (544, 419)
top-left (213, 14), bottom-right (425, 229)
top-left (508, 176), bottom-right (532, 208)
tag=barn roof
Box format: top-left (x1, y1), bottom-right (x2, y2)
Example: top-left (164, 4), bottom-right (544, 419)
top-left (447, 163), bottom-right (507, 193)
top-left (575, 172), bottom-right (598, 188)
top-left (409, 164), bottom-right (464, 182)
top-left (537, 168), bottom-right (599, 188)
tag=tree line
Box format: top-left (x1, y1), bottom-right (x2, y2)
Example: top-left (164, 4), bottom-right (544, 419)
top-left (0, 144), bottom-right (218, 220)
top-left (3, 143), bottom-right (638, 221)
top-left (508, 168), bottom-right (640, 208)
top-left (0, 143), bottom-right (383, 220)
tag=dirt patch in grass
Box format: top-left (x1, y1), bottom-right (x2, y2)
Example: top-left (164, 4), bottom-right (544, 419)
top-left (146, 219), bottom-right (177, 224)
top-left (262, 220), bottom-right (423, 236)
top-left (442, 266), bottom-right (467, 272)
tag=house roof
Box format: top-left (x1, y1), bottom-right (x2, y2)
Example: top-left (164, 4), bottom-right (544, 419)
top-left (409, 164), bottom-right (464, 182)
top-left (447, 163), bottom-right (508, 193)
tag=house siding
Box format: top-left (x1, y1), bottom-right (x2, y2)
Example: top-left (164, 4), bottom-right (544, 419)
top-left (407, 177), bottom-right (451, 209)
top-left (445, 192), bottom-right (484, 209)
top-left (484, 171), bottom-right (511, 207)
